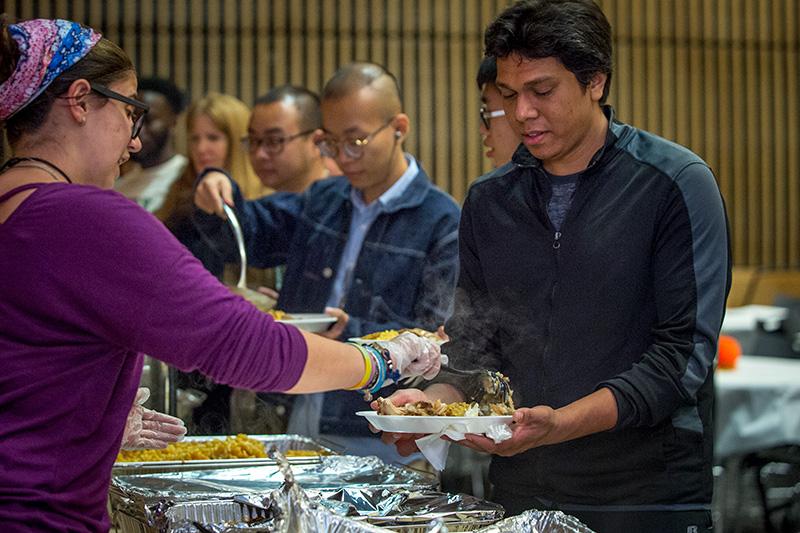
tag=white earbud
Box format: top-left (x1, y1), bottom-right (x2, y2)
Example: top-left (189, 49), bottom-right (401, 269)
top-left (395, 130), bottom-right (402, 139)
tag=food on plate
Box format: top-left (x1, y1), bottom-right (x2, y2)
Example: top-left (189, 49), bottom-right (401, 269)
top-left (361, 327), bottom-right (441, 341)
top-left (376, 396), bottom-right (513, 417)
top-left (116, 434), bottom-right (267, 462)
top-left (375, 371), bottom-right (515, 417)
top-left (266, 309), bottom-right (289, 320)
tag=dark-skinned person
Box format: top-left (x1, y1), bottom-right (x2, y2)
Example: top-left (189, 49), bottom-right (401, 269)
top-left (0, 18), bottom-right (442, 532)
top-left (376, 1), bottom-right (731, 531)
top-left (193, 62), bottom-right (461, 463)
top-left (114, 77), bottom-right (187, 214)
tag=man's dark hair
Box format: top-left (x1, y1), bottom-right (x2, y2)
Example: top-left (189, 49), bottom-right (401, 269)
top-left (137, 77), bottom-right (186, 114)
top-left (476, 56), bottom-right (497, 89)
top-left (484, 0), bottom-right (613, 103)
top-left (254, 85), bottom-right (321, 131)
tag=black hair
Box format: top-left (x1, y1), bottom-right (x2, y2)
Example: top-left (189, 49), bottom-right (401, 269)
top-left (484, 0), bottom-right (613, 103)
top-left (137, 77), bottom-right (186, 114)
top-left (0, 17), bottom-right (134, 145)
top-left (254, 84), bottom-right (321, 131)
top-left (476, 56), bottom-right (498, 89)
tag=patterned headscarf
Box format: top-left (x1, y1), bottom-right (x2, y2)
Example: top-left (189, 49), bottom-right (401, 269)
top-left (0, 19), bottom-right (101, 121)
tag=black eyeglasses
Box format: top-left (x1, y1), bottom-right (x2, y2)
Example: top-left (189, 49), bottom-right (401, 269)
top-left (480, 105), bottom-right (506, 130)
top-left (241, 129), bottom-right (315, 155)
top-left (316, 119), bottom-right (394, 160)
top-left (89, 82), bottom-right (150, 139)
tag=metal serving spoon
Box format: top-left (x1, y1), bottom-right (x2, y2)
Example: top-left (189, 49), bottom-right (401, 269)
top-left (222, 203), bottom-right (276, 310)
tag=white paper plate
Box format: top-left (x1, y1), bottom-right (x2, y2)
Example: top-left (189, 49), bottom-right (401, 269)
top-left (357, 410), bottom-right (512, 434)
top-left (277, 313), bottom-right (337, 332)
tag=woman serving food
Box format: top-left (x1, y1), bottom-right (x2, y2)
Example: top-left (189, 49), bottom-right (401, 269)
top-left (0, 17), bottom-right (442, 532)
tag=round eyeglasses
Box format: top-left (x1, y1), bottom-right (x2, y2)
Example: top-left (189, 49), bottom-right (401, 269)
top-left (241, 129), bottom-right (316, 155)
top-left (480, 105), bottom-right (506, 130)
top-left (316, 119), bottom-right (394, 160)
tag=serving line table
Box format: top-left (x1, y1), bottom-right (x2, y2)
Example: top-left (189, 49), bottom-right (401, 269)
top-left (714, 355), bottom-right (800, 532)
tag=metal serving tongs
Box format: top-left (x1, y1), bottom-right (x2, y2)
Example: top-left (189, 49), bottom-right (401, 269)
top-left (222, 203), bottom-right (277, 310)
top-left (439, 361), bottom-right (513, 409)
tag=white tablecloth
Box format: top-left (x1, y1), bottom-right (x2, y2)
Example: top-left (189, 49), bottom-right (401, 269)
top-left (715, 355), bottom-right (800, 459)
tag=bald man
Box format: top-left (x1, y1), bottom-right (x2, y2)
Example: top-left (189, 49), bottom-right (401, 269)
top-left (193, 63), bottom-right (460, 462)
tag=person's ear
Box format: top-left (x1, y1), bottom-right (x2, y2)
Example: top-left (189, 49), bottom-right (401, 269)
top-left (588, 73), bottom-right (607, 102)
top-left (63, 79), bottom-right (93, 125)
top-left (391, 113), bottom-right (410, 141)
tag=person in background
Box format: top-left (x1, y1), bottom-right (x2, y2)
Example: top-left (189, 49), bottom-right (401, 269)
top-left (438, 55), bottom-right (523, 499)
top-left (378, 1), bottom-right (731, 530)
top-left (246, 85), bottom-right (333, 194)
top-left (477, 55), bottom-right (520, 169)
top-left (0, 18), bottom-right (442, 531)
top-left (194, 62), bottom-right (461, 463)
top-left (158, 92), bottom-right (269, 278)
top-left (158, 93), bottom-right (274, 435)
top-left (114, 77), bottom-right (187, 215)
top-left (232, 85), bottom-right (337, 434)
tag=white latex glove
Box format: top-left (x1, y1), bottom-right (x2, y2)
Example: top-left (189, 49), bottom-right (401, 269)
top-left (377, 332), bottom-right (445, 381)
top-left (121, 388), bottom-right (187, 450)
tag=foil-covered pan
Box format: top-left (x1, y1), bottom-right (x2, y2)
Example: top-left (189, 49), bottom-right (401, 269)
top-left (110, 455), bottom-right (437, 525)
top-left (113, 434), bottom-right (337, 476)
top-left (474, 509), bottom-right (595, 532)
top-left (314, 487), bottom-right (504, 531)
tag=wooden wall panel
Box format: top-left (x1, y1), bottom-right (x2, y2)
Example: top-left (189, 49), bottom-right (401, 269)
top-left (4, 0), bottom-right (800, 268)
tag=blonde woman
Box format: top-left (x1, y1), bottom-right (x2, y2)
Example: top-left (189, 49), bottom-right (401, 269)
top-left (158, 92), bottom-right (270, 278)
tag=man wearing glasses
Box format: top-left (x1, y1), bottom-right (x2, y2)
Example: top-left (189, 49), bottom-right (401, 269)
top-left (242, 85), bottom-right (334, 194)
top-left (194, 62), bottom-right (460, 462)
top-left (477, 56), bottom-right (521, 169)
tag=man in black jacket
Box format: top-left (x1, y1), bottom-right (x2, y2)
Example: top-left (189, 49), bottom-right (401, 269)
top-left (379, 1), bottom-right (731, 531)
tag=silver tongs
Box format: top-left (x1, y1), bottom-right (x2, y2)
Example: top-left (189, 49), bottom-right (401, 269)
top-left (440, 363), bottom-right (513, 408)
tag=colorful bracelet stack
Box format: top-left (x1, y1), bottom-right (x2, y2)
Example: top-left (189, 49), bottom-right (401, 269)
top-left (345, 342), bottom-right (401, 399)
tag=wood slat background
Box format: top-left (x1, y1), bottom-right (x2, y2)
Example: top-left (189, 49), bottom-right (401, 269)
top-left (4, 0), bottom-right (799, 268)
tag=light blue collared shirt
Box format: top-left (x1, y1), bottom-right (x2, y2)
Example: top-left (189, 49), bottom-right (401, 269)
top-left (325, 155), bottom-right (419, 308)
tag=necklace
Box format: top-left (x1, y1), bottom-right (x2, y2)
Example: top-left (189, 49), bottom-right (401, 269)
top-left (0, 157), bottom-right (73, 183)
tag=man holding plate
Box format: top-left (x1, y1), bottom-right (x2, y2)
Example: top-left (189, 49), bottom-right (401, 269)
top-left (377, 1), bottom-right (731, 531)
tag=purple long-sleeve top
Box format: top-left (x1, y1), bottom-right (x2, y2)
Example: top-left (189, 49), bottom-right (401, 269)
top-left (0, 182), bottom-right (308, 532)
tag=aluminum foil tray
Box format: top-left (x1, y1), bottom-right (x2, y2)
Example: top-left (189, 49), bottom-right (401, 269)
top-left (314, 487), bottom-right (504, 532)
top-left (110, 455), bottom-right (437, 523)
top-left (113, 434), bottom-right (337, 476)
top-left (473, 509), bottom-right (595, 532)
top-left (115, 496), bottom-right (390, 533)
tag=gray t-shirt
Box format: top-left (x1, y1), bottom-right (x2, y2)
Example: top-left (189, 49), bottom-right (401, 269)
top-left (545, 171), bottom-right (580, 231)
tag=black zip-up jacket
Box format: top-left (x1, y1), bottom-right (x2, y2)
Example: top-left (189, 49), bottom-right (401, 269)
top-left (441, 107), bottom-right (731, 511)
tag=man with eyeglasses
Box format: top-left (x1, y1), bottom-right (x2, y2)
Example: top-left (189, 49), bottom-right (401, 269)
top-left (243, 85), bottom-right (334, 194)
top-left (477, 56), bottom-right (520, 169)
top-left (115, 78), bottom-right (188, 215)
top-left (194, 62), bottom-right (460, 463)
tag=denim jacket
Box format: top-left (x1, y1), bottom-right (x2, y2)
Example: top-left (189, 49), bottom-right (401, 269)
top-left (199, 164), bottom-right (461, 436)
